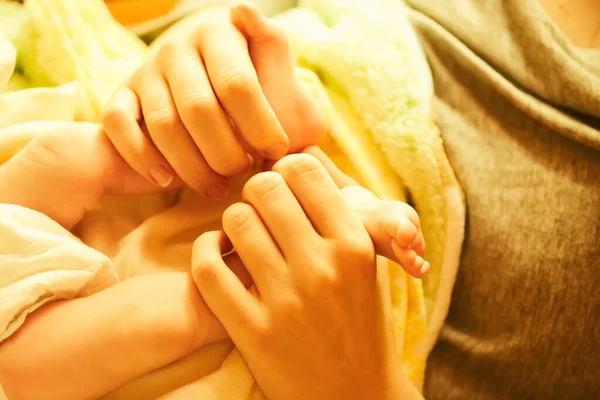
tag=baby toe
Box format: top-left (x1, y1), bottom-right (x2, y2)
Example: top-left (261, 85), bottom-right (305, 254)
top-left (382, 209), bottom-right (419, 248)
top-left (391, 240), bottom-right (429, 278)
top-left (409, 230), bottom-right (426, 258)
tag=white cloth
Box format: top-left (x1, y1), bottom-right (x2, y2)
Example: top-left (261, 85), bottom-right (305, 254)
top-left (0, 204), bottom-right (118, 343)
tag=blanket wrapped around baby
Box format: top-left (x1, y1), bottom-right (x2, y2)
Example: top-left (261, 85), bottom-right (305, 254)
top-left (0, 0), bottom-right (465, 398)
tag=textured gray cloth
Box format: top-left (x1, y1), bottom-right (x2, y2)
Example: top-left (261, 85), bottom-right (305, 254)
top-left (404, 0), bottom-right (600, 398)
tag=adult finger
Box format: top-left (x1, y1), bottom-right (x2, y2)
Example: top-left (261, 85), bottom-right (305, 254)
top-left (231, 2), bottom-right (295, 79)
top-left (241, 171), bottom-right (320, 258)
top-left (232, 3), bottom-right (327, 152)
top-left (192, 230), bottom-right (261, 332)
top-left (301, 146), bottom-right (358, 189)
top-left (273, 154), bottom-right (365, 238)
top-left (159, 41), bottom-right (251, 177)
top-left (222, 252), bottom-right (253, 288)
top-left (102, 86), bottom-right (176, 188)
top-left (131, 66), bottom-right (229, 199)
top-left (222, 202), bottom-right (287, 298)
top-left (198, 22), bottom-right (289, 160)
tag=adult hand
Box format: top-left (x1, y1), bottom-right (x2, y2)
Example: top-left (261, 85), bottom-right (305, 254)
top-left (192, 154), bottom-right (419, 400)
top-left (102, 2), bottom-right (326, 199)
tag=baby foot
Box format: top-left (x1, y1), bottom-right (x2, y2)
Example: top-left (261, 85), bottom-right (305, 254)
top-left (341, 186), bottom-right (430, 278)
top-left (301, 146), bottom-right (429, 278)
top-left (377, 199), bottom-right (429, 277)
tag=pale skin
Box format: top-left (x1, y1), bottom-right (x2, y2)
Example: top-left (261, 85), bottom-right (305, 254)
top-left (0, 3), bottom-right (425, 400)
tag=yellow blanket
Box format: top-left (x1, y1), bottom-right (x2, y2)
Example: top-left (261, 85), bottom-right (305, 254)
top-left (0, 0), bottom-right (465, 398)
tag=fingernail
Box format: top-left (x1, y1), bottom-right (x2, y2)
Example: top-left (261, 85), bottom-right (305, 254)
top-left (419, 261), bottom-right (430, 276)
top-left (149, 165), bottom-right (174, 188)
top-left (206, 181), bottom-right (229, 200)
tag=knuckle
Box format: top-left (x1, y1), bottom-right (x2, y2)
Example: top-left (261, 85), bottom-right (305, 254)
top-left (248, 317), bottom-right (275, 349)
top-left (192, 258), bottom-right (219, 287)
top-left (146, 108), bottom-right (178, 134)
top-left (314, 267), bottom-right (343, 293)
top-left (247, 128), bottom-right (280, 147)
top-left (242, 171), bottom-right (286, 200)
top-left (191, 235), bottom-right (224, 287)
top-left (275, 153), bottom-right (323, 179)
top-left (180, 91), bottom-right (218, 118)
top-left (244, 128), bottom-right (288, 157)
top-left (102, 103), bottom-right (130, 133)
top-left (212, 156), bottom-right (248, 177)
top-left (281, 294), bottom-right (304, 314)
top-left (222, 202), bottom-right (256, 234)
top-left (354, 239), bottom-right (376, 262)
top-left (217, 67), bottom-right (255, 98)
top-left (193, 19), bottom-right (220, 41)
top-left (341, 232), bottom-right (376, 262)
top-left (121, 146), bottom-right (149, 169)
top-left (355, 245), bottom-right (376, 268)
top-left (156, 40), bottom-right (180, 64)
top-left (334, 236), bottom-right (377, 282)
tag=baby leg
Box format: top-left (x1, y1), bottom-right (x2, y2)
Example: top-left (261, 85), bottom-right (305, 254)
top-left (342, 186), bottom-right (429, 278)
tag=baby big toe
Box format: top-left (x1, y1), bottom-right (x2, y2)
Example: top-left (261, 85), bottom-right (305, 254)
top-left (379, 202), bottom-right (421, 247)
